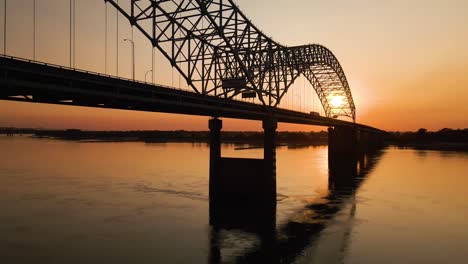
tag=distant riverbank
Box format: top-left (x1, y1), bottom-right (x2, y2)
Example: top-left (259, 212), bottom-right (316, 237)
top-left (387, 142), bottom-right (468, 152)
top-left (385, 128), bottom-right (468, 152)
top-left (30, 129), bottom-right (329, 147)
top-left (1, 127), bottom-right (467, 151)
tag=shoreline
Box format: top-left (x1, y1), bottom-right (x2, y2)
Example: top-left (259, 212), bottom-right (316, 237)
top-left (387, 142), bottom-right (468, 152)
top-left (28, 129), bottom-right (329, 147)
top-left (2, 129), bottom-right (468, 152)
top-left (30, 135), bottom-right (327, 148)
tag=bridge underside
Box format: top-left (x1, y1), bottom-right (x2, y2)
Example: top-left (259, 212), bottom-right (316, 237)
top-left (0, 56), bottom-right (378, 132)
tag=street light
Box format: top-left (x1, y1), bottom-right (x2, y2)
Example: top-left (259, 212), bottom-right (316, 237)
top-left (145, 69), bottom-right (152, 83)
top-left (123, 38), bottom-right (135, 80)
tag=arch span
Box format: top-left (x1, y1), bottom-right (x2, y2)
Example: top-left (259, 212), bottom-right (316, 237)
top-left (106, 0), bottom-right (356, 121)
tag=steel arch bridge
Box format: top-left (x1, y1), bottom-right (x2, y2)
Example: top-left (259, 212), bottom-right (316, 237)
top-left (106, 0), bottom-right (356, 121)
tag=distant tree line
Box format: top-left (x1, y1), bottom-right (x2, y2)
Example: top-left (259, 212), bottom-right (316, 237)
top-left (28, 129), bottom-right (328, 145)
top-left (3, 127), bottom-right (466, 149)
top-left (385, 128), bottom-right (468, 143)
top-left (0, 127), bottom-right (36, 134)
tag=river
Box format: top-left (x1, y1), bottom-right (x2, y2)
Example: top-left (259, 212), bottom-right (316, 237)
top-left (0, 135), bottom-right (467, 263)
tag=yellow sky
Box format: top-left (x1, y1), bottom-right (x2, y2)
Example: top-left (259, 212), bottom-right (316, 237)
top-left (0, 0), bottom-right (467, 131)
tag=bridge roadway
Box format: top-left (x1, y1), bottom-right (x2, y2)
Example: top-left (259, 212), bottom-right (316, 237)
top-left (0, 55), bottom-right (380, 133)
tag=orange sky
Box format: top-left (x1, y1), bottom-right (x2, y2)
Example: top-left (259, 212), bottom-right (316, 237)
top-left (0, 0), bottom-right (467, 131)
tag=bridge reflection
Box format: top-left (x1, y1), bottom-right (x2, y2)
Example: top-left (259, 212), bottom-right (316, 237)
top-left (208, 149), bottom-right (384, 263)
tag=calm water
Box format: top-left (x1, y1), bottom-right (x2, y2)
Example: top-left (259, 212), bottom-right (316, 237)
top-left (0, 136), bottom-right (467, 264)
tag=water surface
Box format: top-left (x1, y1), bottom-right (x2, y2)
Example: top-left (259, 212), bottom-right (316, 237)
top-left (0, 136), bottom-right (467, 263)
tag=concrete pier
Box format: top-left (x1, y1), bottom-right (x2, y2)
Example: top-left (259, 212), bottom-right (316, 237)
top-left (328, 126), bottom-right (358, 159)
top-left (209, 117), bottom-right (277, 228)
top-left (208, 117), bottom-right (222, 203)
top-left (328, 125), bottom-right (384, 186)
top-left (262, 118), bottom-right (278, 203)
top-left (328, 126), bottom-right (384, 158)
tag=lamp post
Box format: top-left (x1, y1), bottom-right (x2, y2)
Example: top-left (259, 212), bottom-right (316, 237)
top-left (123, 38), bottom-right (135, 80)
top-left (145, 69), bottom-right (152, 83)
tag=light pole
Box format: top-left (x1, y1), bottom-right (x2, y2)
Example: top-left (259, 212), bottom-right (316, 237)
top-left (145, 69), bottom-right (152, 83)
top-left (123, 38), bottom-right (135, 80)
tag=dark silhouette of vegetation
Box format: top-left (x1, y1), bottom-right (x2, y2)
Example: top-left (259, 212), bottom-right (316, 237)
top-left (0, 127), bottom-right (36, 135)
top-left (18, 129), bottom-right (328, 146)
top-left (2, 127), bottom-right (467, 151)
top-left (385, 128), bottom-right (468, 151)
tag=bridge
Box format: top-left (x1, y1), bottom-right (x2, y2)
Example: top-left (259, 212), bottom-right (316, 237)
top-left (0, 0), bottom-right (384, 216)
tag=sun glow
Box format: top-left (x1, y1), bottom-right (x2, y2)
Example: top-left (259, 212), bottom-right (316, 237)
top-left (330, 96), bottom-right (345, 108)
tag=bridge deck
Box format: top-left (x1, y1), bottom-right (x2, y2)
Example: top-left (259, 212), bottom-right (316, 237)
top-left (0, 55), bottom-right (381, 133)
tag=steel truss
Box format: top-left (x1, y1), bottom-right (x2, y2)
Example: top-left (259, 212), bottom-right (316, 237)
top-left (105, 0), bottom-right (356, 121)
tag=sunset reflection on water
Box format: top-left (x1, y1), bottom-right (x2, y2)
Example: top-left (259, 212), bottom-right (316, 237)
top-left (0, 136), bottom-right (467, 263)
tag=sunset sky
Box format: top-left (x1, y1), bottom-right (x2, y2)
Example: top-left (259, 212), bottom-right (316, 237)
top-left (0, 0), bottom-right (467, 131)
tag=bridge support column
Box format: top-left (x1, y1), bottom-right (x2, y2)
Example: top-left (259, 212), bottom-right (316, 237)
top-left (263, 117), bottom-right (277, 202)
top-left (328, 126), bottom-right (358, 185)
top-left (209, 117), bottom-right (222, 202)
top-left (209, 117), bottom-right (277, 231)
top-left (357, 130), bottom-right (384, 151)
top-left (328, 126), bottom-right (357, 160)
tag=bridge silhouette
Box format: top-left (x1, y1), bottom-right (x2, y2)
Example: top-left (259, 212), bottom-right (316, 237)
top-left (0, 0), bottom-right (384, 235)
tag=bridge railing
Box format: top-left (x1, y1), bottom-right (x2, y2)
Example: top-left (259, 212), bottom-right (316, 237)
top-left (0, 54), bottom-right (185, 91)
top-left (5, 52), bottom-right (308, 113)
